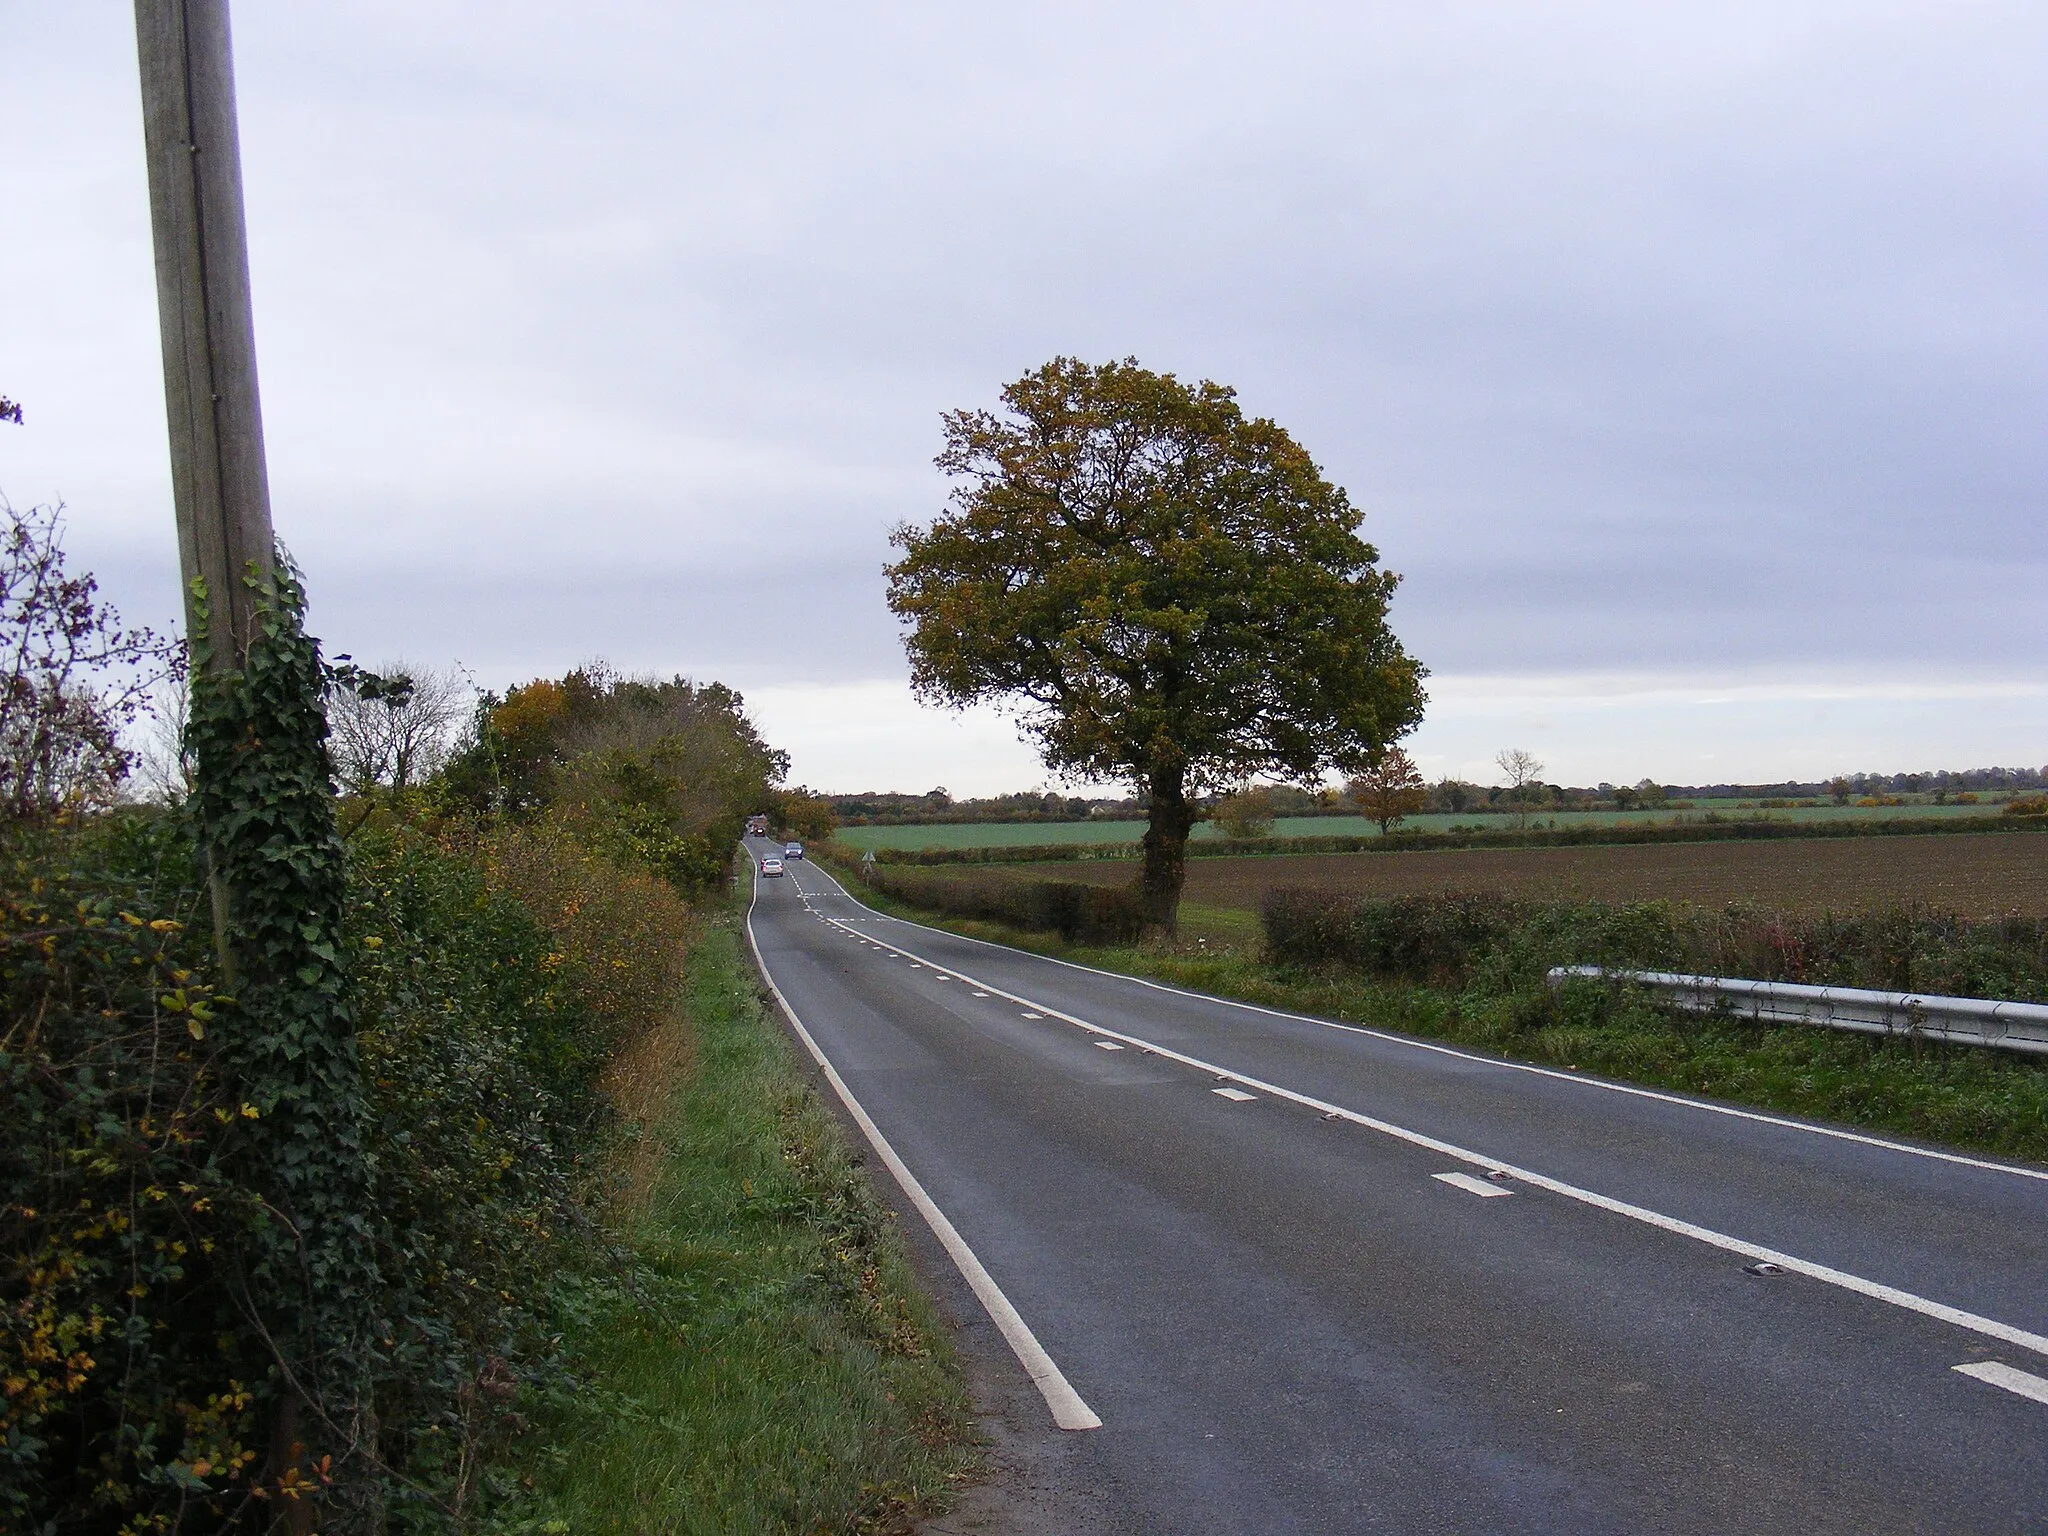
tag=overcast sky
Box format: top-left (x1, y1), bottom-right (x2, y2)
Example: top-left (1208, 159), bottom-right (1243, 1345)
top-left (4, 3), bottom-right (2044, 793)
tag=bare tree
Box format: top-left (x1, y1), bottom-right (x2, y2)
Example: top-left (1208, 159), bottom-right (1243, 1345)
top-left (1495, 747), bottom-right (1545, 830)
top-left (129, 668), bottom-right (195, 805)
top-left (0, 499), bottom-right (181, 819)
top-left (327, 660), bottom-right (469, 793)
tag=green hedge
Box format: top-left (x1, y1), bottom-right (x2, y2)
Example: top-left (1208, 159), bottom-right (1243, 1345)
top-left (2, 812), bottom-right (635, 1533)
top-left (856, 863), bottom-right (1145, 944)
top-left (1261, 888), bottom-right (2048, 1002)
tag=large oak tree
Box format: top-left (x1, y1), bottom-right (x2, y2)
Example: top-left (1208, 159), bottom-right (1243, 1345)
top-left (887, 358), bottom-right (1426, 930)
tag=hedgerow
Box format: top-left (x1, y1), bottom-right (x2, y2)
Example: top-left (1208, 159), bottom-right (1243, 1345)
top-left (1261, 890), bottom-right (2048, 1002)
top-left (851, 861), bottom-right (1144, 944)
top-left (4, 514), bottom-right (942, 1533)
top-left (1, 800), bottom-right (700, 1532)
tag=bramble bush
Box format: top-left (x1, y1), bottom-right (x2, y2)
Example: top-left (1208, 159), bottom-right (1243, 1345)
top-left (1, 812), bottom-right (268, 1532)
top-left (2, 803), bottom-right (701, 1533)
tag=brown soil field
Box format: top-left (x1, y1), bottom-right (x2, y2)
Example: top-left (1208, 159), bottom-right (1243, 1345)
top-left (1012, 831), bottom-right (2048, 917)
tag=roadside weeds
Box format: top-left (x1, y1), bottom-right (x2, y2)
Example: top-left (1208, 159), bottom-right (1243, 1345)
top-left (507, 906), bottom-right (977, 1535)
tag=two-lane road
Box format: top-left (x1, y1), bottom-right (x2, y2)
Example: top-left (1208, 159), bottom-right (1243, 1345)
top-left (744, 840), bottom-right (2048, 1533)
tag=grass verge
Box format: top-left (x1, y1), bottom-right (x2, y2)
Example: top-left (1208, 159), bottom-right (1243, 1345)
top-left (823, 861), bottom-right (2048, 1168)
top-left (509, 902), bottom-right (976, 1534)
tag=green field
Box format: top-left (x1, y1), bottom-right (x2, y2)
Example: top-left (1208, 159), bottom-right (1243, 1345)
top-left (832, 799), bottom-right (2005, 852)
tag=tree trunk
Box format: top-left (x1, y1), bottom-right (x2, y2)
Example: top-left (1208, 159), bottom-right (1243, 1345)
top-left (1139, 769), bottom-right (1196, 934)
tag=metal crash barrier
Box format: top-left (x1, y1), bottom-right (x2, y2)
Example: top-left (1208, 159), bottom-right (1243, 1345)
top-left (1546, 966), bottom-right (2048, 1058)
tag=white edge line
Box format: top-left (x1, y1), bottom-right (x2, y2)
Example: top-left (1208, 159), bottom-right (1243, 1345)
top-left (746, 868), bottom-right (1103, 1431)
top-left (797, 862), bottom-right (2048, 1187)
top-left (1954, 1360), bottom-right (2048, 1406)
top-left (796, 882), bottom-right (2048, 1365)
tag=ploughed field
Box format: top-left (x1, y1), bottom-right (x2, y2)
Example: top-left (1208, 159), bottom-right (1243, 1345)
top-left (1007, 831), bottom-right (2048, 918)
top-left (832, 799), bottom-right (2004, 851)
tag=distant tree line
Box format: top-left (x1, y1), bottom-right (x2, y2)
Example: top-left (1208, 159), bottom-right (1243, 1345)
top-left (824, 764), bottom-right (2047, 827)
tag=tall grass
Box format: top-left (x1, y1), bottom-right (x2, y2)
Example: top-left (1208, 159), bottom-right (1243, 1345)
top-left (511, 914), bottom-right (975, 1534)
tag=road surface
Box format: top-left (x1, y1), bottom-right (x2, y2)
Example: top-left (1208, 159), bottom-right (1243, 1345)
top-left (744, 841), bottom-right (2048, 1533)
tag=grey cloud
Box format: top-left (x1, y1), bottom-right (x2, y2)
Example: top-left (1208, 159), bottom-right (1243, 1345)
top-left (4, 1), bottom-right (2045, 730)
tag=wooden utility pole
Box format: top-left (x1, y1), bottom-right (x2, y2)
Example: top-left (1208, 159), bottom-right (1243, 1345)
top-left (134, 20), bottom-right (365, 1526)
top-left (134, 0), bottom-right (276, 664)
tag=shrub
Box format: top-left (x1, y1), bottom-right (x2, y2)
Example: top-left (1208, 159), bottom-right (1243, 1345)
top-left (461, 815), bottom-right (695, 1068)
top-left (2004, 796), bottom-right (2048, 818)
top-left (1262, 889), bottom-right (1528, 980)
top-left (1259, 889), bottom-right (2048, 1003)
top-left (1, 814), bottom-right (266, 1531)
top-left (859, 865), bottom-right (1145, 944)
top-left (1210, 788), bottom-right (1276, 841)
top-left (3, 811), bottom-right (697, 1533)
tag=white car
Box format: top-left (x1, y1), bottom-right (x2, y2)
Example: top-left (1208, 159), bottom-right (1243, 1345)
top-left (761, 857), bottom-right (785, 877)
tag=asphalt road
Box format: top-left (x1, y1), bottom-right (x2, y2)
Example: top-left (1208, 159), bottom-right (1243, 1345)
top-left (743, 840), bottom-right (2048, 1534)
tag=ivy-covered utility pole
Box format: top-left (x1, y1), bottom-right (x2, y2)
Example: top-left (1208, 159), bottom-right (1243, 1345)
top-left (134, 0), bottom-right (277, 678)
top-left (134, 4), bottom-right (379, 1526)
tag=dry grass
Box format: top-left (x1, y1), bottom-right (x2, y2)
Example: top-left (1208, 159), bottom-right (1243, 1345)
top-left (1018, 830), bottom-right (2048, 917)
top-left (599, 1014), bottom-right (696, 1209)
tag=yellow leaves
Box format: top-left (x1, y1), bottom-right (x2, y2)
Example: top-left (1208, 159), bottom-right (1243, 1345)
top-left (148, 918), bottom-right (180, 934)
top-left (239, 1103), bottom-right (259, 1119)
top-left (362, 935), bottom-right (384, 949)
top-left (119, 911), bottom-right (144, 927)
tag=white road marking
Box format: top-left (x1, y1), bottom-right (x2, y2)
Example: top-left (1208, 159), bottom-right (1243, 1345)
top-left (810, 903), bottom-right (2048, 1366)
top-left (744, 877), bottom-right (1101, 1432)
top-left (1954, 1360), bottom-right (2048, 1406)
top-left (1022, 1012), bottom-right (1043, 1019)
top-left (973, 991), bottom-right (990, 998)
top-left (803, 867), bottom-right (2048, 1187)
top-left (1094, 1041), bottom-right (1126, 1051)
top-left (1436, 1171), bottom-right (1514, 1198)
top-left (1213, 1087), bottom-right (1257, 1102)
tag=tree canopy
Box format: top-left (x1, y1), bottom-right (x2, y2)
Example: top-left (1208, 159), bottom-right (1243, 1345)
top-left (441, 665), bottom-right (787, 890)
top-left (887, 357), bottom-right (1426, 927)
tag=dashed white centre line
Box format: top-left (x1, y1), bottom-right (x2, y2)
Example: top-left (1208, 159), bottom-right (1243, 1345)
top-left (1093, 1041), bottom-right (1126, 1051)
top-left (806, 888), bottom-right (2048, 1373)
top-left (1955, 1360), bottom-right (2048, 1406)
top-left (1435, 1171), bottom-right (1514, 1199)
top-left (972, 991), bottom-right (990, 998)
top-left (1213, 1087), bottom-right (1257, 1102)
